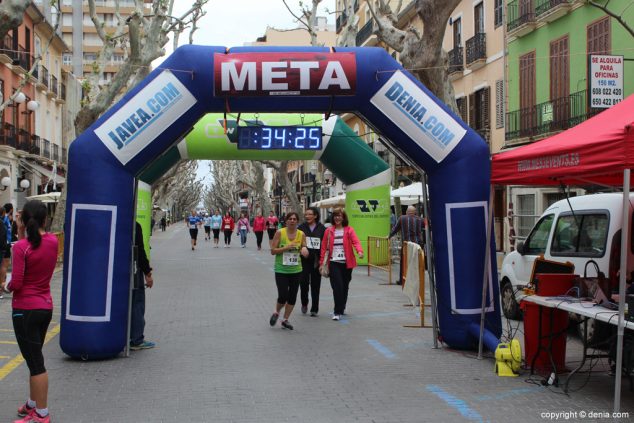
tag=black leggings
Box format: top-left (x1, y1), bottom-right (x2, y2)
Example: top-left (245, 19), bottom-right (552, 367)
top-left (275, 272), bottom-right (301, 306)
top-left (267, 228), bottom-right (277, 240)
top-left (224, 230), bottom-right (232, 245)
top-left (212, 228), bottom-right (220, 240)
top-left (12, 309), bottom-right (52, 376)
top-left (300, 262), bottom-right (322, 313)
top-left (255, 231), bottom-right (264, 248)
top-left (329, 261), bottom-right (353, 315)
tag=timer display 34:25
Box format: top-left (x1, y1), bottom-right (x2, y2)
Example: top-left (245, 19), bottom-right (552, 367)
top-left (237, 126), bottom-right (322, 150)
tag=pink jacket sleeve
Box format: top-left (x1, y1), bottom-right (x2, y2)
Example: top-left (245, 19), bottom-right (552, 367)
top-left (347, 226), bottom-right (363, 255)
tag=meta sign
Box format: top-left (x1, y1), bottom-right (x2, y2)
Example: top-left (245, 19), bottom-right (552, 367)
top-left (214, 52), bottom-right (356, 97)
top-left (589, 54), bottom-right (624, 108)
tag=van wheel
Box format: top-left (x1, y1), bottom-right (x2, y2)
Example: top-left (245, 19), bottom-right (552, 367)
top-left (577, 318), bottom-right (610, 346)
top-left (501, 280), bottom-right (520, 320)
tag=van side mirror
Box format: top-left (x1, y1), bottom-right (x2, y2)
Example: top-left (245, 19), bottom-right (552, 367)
top-left (516, 242), bottom-right (525, 255)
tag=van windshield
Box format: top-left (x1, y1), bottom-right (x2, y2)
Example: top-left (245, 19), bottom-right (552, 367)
top-left (551, 213), bottom-right (608, 257)
top-left (524, 214), bottom-right (554, 255)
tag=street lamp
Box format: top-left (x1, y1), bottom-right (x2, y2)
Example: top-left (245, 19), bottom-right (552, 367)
top-left (0, 177), bottom-right (10, 191)
top-left (15, 178), bottom-right (30, 192)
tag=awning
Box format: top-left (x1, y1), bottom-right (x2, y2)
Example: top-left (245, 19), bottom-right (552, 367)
top-left (26, 192), bottom-right (61, 203)
top-left (20, 160), bottom-right (66, 185)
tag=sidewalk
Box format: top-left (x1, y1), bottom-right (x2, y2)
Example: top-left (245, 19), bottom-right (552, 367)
top-left (0, 225), bottom-right (631, 422)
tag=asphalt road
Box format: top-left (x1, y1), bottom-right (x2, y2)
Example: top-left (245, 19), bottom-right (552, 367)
top-left (0, 224), bottom-right (632, 422)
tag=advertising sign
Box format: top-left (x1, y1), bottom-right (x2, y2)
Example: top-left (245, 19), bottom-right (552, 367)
top-left (370, 71), bottom-right (466, 163)
top-left (589, 54), bottom-right (624, 108)
top-left (345, 184), bottom-right (391, 265)
top-left (95, 71), bottom-right (197, 165)
top-left (214, 52), bottom-right (356, 97)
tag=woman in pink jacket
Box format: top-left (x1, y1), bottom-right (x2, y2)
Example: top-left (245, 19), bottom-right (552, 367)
top-left (319, 208), bottom-right (363, 321)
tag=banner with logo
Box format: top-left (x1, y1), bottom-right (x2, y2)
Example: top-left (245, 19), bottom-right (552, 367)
top-left (370, 71), bottom-right (466, 163)
top-left (95, 70), bottom-right (197, 165)
top-left (345, 184), bottom-right (391, 265)
top-left (214, 52), bottom-right (356, 97)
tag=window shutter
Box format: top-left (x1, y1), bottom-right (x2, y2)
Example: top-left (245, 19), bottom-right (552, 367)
top-left (468, 93), bottom-right (476, 129)
top-left (482, 87), bottom-right (490, 130)
top-left (495, 80), bottom-right (504, 129)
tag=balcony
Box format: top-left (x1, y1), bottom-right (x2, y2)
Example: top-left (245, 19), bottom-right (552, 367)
top-left (508, 0), bottom-right (537, 37)
top-left (39, 66), bottom-right (49, 90)
top-left (30, 135), bottom-right (41, 156)
top-left (0, 34), bottom-right (13, 64)
top-left (42, 139), bottom-right (51, 159)
top-left (13, 45), bottom-right (32, 73)
top-left (448, 46), bottom-right (464, 78)
top-left (505, 90), bottom-right (602, 144)
top-left (59, 82), bottom-right (66, 103)
top-left (0, 123), bottom-right (17, 148)
top-left (50, 75), bottom-right (59, 97)
top-left (356, 20), bottom-right (377, 47)
top-left (17, 129), bottom-right (31, 153)
top-left (466, 33), bottom-right (486, 70)
top-left (535, 0), bottom-right (574, 23)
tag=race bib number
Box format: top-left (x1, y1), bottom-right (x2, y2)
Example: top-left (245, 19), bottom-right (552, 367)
top-left (240, 225), bottom-right (246, 230)
top-left (332, 248), bottom-right (345, 261)
top-left (189, 224), bottom-right (196, 229)
top-left (282, 252), bottom-right (299, 266)
top-left (306, 237), bottom-right (321, 249)
top-left (224, 225), bottom-right (230, 229)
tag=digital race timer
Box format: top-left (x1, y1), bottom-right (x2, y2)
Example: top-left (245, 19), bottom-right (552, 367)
top-left (237, 126), bottom-right (322, 150)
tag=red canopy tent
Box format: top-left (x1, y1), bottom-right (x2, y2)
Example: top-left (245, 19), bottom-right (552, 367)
top-left (492, 94), bottom-right (634, 412)
top-left (492, 93), bottom-right (634, 186)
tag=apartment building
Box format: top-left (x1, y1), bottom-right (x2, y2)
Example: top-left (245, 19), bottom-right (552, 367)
top-left (0, 3), bottom-right (71, 207)
top-left (59, 0), bottom-right (152, 83)
top-left (501, 0), bottom-right (634, 252)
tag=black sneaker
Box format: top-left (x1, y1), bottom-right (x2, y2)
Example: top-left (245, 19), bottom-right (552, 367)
top-left (281, 320), bottom-right (294, 330)
top-left (269, 312), bottom-right (279, 327)
top-left (301, 305), bottom-right (308, 314)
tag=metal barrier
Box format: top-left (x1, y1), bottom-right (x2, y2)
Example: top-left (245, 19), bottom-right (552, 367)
top-left (367, 236), bottom-right (392, 285)
top-left (54, 232), bottom-right (64, 263)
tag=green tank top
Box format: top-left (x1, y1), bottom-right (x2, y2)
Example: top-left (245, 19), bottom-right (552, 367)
top-left (274, 228), bottom-right (304, 274)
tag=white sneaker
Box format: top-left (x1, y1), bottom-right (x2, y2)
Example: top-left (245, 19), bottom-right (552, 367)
top-left (332, 315), bottom-right (340, 321)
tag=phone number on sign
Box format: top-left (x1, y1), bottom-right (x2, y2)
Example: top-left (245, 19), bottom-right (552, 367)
top-left (541, 411), bottom-right (630, 420)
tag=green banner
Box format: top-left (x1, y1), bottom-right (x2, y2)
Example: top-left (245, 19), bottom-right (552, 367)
top-left (136, 182), bottom-right (152, 260)
top-left (345, 184), bottom-right (391, 265)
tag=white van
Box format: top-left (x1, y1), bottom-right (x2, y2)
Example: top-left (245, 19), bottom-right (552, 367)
top-left (500, 193), bottom-right (634, 324)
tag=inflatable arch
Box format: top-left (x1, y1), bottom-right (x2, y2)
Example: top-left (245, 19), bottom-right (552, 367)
top-left (139, 113), bottom-right (392, 265)
top-left (61, 45), bottom-right (501, 358)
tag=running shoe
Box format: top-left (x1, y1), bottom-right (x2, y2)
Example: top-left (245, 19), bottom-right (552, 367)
top-left (130, 341), bottom-right (156, 351)
top-left (281, 320), bottom-right (294, 330)
top-left (310, 312), bottom-right (318, 317)
top-left (301, 306), bottom-right (308, 314)
top-left (17, 403), bottom-right (34, 418)
top-left (269, 312), bottom-right (279, 327)
top-left (332, 315), bottom-right (340, 321)
top-left (14, 412), bottom-right (50, 423)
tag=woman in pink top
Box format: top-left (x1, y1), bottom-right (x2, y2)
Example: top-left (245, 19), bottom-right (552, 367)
top-left (252, 212), bottom-right (266, 251)
top-left (319, 208), bottom-right (363, 321)
top-left (7, 200), bottom-right (58, 423)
